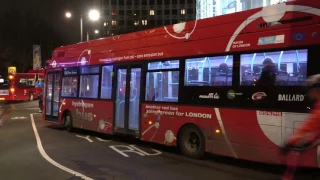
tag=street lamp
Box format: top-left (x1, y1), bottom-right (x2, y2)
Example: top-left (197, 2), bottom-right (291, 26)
top-left (87, 30), bottom-right (100, 41)
top-left (65, 9), bottom-right (100, 42)
top-left (65, 12), bottom-right (72, 18)
top-left (89, 9), bottom-right (100, 21)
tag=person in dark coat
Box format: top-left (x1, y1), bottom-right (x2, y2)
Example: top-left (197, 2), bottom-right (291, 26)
top-left (255, 57), bottom-right (278, 86)
top-left (39, 91), bottom-right (43, 113)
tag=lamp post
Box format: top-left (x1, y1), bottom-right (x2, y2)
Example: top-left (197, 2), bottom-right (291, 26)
top-left (81, 15), bottom-right (83, 42)
top-left (65, 9), bottom-right (100, 42)
top-left (87, 30), bottom-right (100, 41)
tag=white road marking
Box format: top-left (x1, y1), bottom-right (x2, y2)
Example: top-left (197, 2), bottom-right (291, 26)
top-left (11, 117), bottom-right (27, 120)
top-left (96, 137), bottom-right (111, 142)
top-left (109, 145), bottom-right (162, 158)
top-left (129, 145), bottom-right (162, 156)
top-left (109, 145), bottom-right (146, 157)
top-left (30, 113), bottom-right (94, 180)
top-left (76, 135), bottom-right (93, 143)
top-left (18, 108), bottom-right (40, 110)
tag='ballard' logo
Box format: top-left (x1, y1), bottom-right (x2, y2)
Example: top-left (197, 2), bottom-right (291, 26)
top-left (278, 94), bottom-right (304, 102)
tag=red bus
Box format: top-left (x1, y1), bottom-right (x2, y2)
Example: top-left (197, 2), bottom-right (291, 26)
top-left (0, 69), bottom-right (44, 101)
top-left (43, 0), bottom-right (320, 167)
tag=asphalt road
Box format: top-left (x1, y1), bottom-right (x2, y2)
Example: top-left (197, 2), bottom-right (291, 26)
top-left (0, 101), bottom-right (320, 180)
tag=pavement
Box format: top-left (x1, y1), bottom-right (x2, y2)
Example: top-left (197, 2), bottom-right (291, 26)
top-left (0, 101), bottom-right (320, 180)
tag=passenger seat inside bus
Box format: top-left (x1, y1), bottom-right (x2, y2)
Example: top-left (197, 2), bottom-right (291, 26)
top-left (213, 63), bottom-right (231, 86)
top-left (242, 69), bottom-right (255, 86)
top-left (276, 70), bottom-right (288, 86)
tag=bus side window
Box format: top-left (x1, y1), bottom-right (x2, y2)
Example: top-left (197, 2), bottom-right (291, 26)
top-left (19, 78), bottom-right (27, 87)
top-left (61, 76), bottom-right (78, 97)
top-left (145, 60), bottom-right (180, 102)
top-left (240, 49), bottom-right (308, 87)
top-left (184, 55), bottom-right (234, 87)
top-left (27, 78), bottom-right (35, 86)
top-left (79, 66), bottom-right (100, 99)
top-left (100, 65), bottom-right (113, 99)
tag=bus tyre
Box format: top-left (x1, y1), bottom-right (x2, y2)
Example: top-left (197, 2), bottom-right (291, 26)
top-left (64, 113), bottom-right (73, 132)
top-left (29, 92), bottom-right (34, 101)
top-left (178, 125), bottom-right (205, 159)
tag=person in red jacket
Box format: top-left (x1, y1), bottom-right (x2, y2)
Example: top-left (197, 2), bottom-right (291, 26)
top-left (283, 74), bottom-right (320, 153)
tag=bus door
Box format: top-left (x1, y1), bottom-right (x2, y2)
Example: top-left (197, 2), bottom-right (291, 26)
top-left (45, 72), bottom-right (61, 122)
top-left (114, 65), bottom-right (142, 136)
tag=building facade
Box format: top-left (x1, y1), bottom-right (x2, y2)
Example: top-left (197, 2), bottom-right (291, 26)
top-left (196, 0), bottom-right (295, 19)
top-left (101, 0), bottom-right (196, 37)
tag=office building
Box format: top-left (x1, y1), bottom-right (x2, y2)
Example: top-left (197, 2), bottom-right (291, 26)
top-left (100, 0), bottom-right (196, 37)
top-left (196, 0), bottom-right (295, 19)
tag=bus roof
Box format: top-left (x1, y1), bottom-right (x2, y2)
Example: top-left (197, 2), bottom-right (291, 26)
top-left (49, 0), bottom-right (320, 69)
top-left (27, 69), bottom-right (45, 74)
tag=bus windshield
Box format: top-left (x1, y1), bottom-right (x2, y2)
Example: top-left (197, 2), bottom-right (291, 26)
top-left (0, 79), bottom-right (10, 89)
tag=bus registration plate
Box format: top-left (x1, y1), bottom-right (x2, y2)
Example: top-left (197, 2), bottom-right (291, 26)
top-left (0, 90), bottom-right (9, 95)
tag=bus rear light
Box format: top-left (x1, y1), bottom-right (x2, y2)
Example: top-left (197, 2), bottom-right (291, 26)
top-left (148, 121), bottom-right (152, 125)
top-left (10, 88), bottom-right (15, 93)
top-left (8, 75), bottom-right (14, 80)
top-left (215, 129), bottom-right (221, 134)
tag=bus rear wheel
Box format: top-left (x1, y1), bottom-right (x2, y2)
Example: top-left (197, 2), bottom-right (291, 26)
top-left (64, 112), bottom-right (73, 132)
top-left (178, 125), bottom-right (205, 159)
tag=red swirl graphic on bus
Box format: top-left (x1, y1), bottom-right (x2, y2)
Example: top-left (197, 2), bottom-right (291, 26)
top-left (252, 92), bottom-right (267, 101)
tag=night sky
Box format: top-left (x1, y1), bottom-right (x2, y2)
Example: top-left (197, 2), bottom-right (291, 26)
top-left (0, 0), bottom-right (99, 45)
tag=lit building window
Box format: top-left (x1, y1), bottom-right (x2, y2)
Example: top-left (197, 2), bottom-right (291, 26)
top-left (181, 9), bottom-right (186, 14)
top-left (195, 0), bottom-right (292, 20)
top-left (112, 20), bottom-right (117, 26)
top-left (142, 20), bottom-right (148, 26)
top-left (134, 20), bottom-right (139, 26)
top-left (104, 21), bottom-right (109, 26)
top-left (111, 10), bottom-right (117, 15)
top-left (150, 10), bottom-right (155, 15)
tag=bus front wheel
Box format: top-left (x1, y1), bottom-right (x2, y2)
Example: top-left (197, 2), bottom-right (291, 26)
top-left (64, 112), bottom-right (73, 132)
top-left (178, 125), bottom-right (205, 159)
